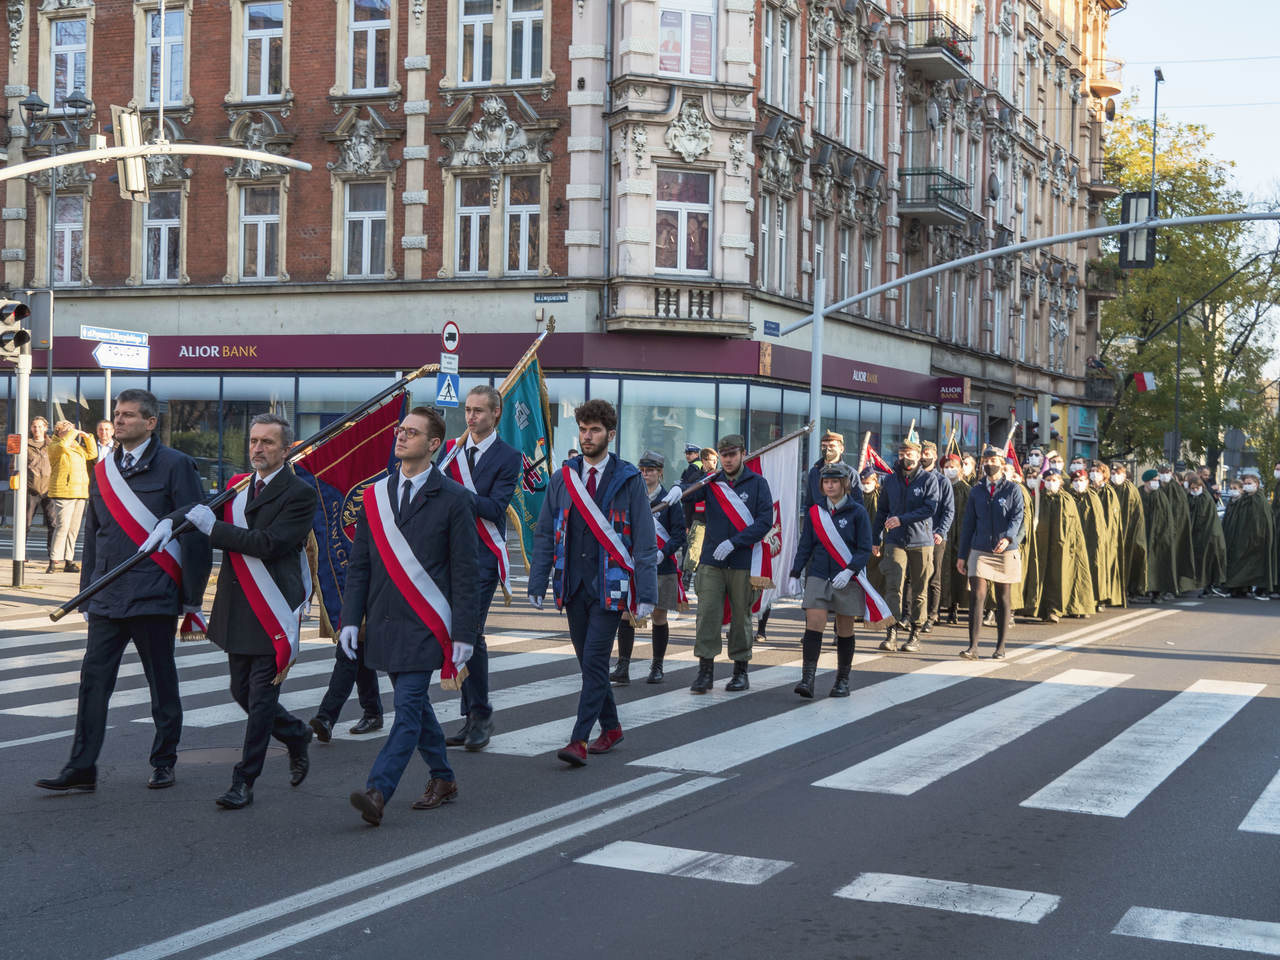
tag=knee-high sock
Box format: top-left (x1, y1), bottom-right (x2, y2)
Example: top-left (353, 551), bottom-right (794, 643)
top-left (616, 621), bottom-right (635, 661)
top-left (801, 628), bottom-right (823, 662)
top-left (994, 583), bottom-right (1012, 647)
top-left (651, 622), bottom-right (669, 662)
top-left (835, 634), bottom-right (855, 669)
top-left (968, 576), bottom-right (989, 648)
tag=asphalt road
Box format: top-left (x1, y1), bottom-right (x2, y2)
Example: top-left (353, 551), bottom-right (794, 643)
top-left (2, 591), bottom-right (1278, 960)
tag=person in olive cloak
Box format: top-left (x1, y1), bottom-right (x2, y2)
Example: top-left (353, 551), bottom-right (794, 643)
top-left (1271, 459), bottom-right (1280, 597)
top-left (1088, 462), bottom-right (1127, 607)
top-left (1157, 461), bottom-right (1197, 595)
top-left (1069, 467), bottom-right (1118, 612)
top-left (1139, 468), bottom-right (1179, 600)
top-left (939, 453), bottom-right (971, 624)
top-left (1184, 471), bottom-right (1227, 597)
top-left (1032, 467), bottom-right (1095, 622)
top-left (1223, 467), bottom-right (1275, 599)
top-left (1109, 461), bottom-right (1148, 599)
top-left (857, 466), bottom-right (887, 606)
top-left (1018, 465), bottom-right (1044, 618)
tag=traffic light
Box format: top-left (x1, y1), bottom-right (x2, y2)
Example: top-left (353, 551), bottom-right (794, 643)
top-left (0, 301), bottom-right (31, 363)
top-left (110, 104), bottom-right (149, 203)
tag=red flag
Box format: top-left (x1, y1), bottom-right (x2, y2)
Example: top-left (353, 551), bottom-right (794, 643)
top-left (1005, 437), bottom-right (1022, 476)
top-left (1133, 371), bottom-right (1157, 392)
top-left (864, 443), bottom-right (891, 473)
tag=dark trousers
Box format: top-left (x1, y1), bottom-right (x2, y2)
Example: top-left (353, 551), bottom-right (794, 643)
top-left (315, 635), bottom-right (382, 725)
top-left (366, 670), bottom-right (451, 801)
top-left (565, 589), bottom-right (622, 744)
top-left (460, 568), bottom-right (499, 720)
top-left (227, 652), bottom-right (310, 786)
top-left (68, 615), bottom-right (181, 773)
top-left (27, 492), bottom-right (54, 559)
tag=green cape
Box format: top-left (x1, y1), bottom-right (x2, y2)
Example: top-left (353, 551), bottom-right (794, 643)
top-left (1223, 491), bottom-right (1275, 591)
top-left (1033, 489), bottom-right (1095, 619)
top-left (1112, 479), bottom-right (1149, 596)
top-left (1139, 484), bottom-right (1179, 594)
top-left (1019, 483), bottom-right (1043, 616)
top-left (1186, 489), bottom-right (1226, 589)
top-left (1162, 481), bottom-right (1198, 593)
top-left (1072, 486), bottom-right (1124, 607)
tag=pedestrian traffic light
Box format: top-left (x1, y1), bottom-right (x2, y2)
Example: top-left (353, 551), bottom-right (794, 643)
top-left (0, 300), bottom-right (31, 363)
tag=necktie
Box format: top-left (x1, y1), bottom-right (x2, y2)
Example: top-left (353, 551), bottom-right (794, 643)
top-left (254, 478), bottom-right (265, 500)
top-left (990, 482), bottom-right (996, 497)
top-left (467, 445), bottom-right (477, 474)
top-left (586, 466), bottom-right (598, 497)
top-left (400, 479), bottom-right (413, 517)
top-left (122, 452), bottom-right (135, 471)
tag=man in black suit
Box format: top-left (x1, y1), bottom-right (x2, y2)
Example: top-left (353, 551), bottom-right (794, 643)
top-left (441, 385), bottom-right (522, 752)
top-left (36, 389), bottom-right (211, 793)
top-left (344, 407), bottom-right (480, 826)
top-left (183, 412), bottom-right (316, 809)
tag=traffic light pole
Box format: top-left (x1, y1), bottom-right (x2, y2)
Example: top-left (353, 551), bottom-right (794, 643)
top-left (12, 349), bottom-right (31, 587)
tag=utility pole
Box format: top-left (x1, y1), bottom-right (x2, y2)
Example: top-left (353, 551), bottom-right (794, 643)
top-left (11, 346), bottom-right (31, 587)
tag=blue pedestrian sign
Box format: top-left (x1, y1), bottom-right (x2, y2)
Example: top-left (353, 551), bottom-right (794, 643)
top-left (763, 320), bottom-right (780, 338)
top-left (436, 372), bottom-right (460, 407)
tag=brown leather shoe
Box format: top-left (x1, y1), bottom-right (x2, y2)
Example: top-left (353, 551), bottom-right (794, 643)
top-left (410, 778), bottom-right (458, 810)
top-left (350, 788), bottom-right (385, 826)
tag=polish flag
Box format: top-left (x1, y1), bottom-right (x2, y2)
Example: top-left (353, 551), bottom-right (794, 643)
top-left (1133, 371), bottom-right (1157, 392)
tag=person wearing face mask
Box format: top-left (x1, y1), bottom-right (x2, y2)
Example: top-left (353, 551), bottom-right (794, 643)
top-left (1025, 447), bottom-right (1044, 473)
top-left (956, 445), bottom-right (1025, 659)
top-left (961, 454), bottom-right (977, 484)
top-left (1107, 461), bottom-right (1149, 599)
top-left (858, 466), bottom-right (888, 603)
top-left (803, 430), bottom-right (862, 512)
top-left (1068, 468), bottom-right (1120, 612)
top-left (938, 453), bottom-right (970, 625)
top-left (1031, 466), bottom-right (1094, 623)
top-left (1139, 469), bottom-right (1180, 601)
top-left (1156, 461), bottom-right (1197, 595)
top-left (1184, 472), bottom-right (1227, 597)
top-left (1087, 462), bottom-right (1127, 608)
top-left (872, 438), bottom-right (941, 652)
top-left (1222, 468), bottom-right (1275, 600)
top-left (904, 440), bottom-right (953, 634)
top-left (1044, 451), bottom-right (1065, 475)
top-left (1271, 461), bottom-right (1280, 595)
top-left (1017, 465), bottom-right (1044, 618)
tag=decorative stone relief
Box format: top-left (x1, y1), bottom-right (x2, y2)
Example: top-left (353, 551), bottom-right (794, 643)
top-left (728, 132), bottom-right (747, 176)
top-left (1070, 79), bottom-right (1082, 105)
top-left (7, 0), bottom-right (23, 63)
top-left (147, 151), bottom-right (191, 184)
top-left (757, 119), bottom-right (802, 195)
top-left (664, 98), bottom-right (711, 164)
top-left (440, 96), bottom-right (553, 168)
top-left (224, 114), bottom-right (293, 180)
top-left (1038, 157), bottom-right (1050, 183)
top-left (38, 0), bottom-right (91, 10)
top-left (412, 0), bottom-right (423, 25)
top-left (811, 163), bottom-right (834, 218)
top-left (328, 114), bottom-right (399, 176)
top-left (30, 162), bottom-right (94, 190)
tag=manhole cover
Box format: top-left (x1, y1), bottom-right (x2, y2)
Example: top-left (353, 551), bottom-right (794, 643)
top-left (178, 745), bottom-right (287, 765)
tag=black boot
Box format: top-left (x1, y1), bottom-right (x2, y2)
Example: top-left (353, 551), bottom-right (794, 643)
top-left (725, 660), bottom-right (749, 692)
top-left (646, 660), bottom-right (665, 683)
top-left (946, 603), bottom-right (959, 625)
top-left (609, 658), bottom-right (631, 685)
top-left (830, 634), bottom-right (854, 697)
top-left (879, 625), bottom-right (899, 652)
top-left (902, 625), bottom-right (921, 652)
top-left (829, 667), bottom-right (851, 697)
top-left (689, 657), bottom-right (715, 694)
top-left (793, 661), bottom-right (817, 699)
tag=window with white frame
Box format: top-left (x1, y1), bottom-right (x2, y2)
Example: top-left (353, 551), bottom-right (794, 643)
top-left (51, 18), bottom-right (87, 109)
top-left (773, 196), bottom-right (789, 292)
top-left (864, 74), bottom-right (880, 159)
top-left (758, 194), bottom-right (771, 289)
top-left (761, 7), bottom-right (793, 111)
top-left (814, 46), bottom-right (829, 135)
top-left (947, 285), bottom-right (956, 340)
top-left (862, 235), bottom-right (875, 296)
top-left (838, 227), bottom-right (851, 301)
top-left (1018, 298), bottom-right (1027, 362)
top-left (143, 190), bottom-right (181, 284)
top-left (240, 185), bottom-right (280, 280)
top-left (460, 0), bottom-right (494, 85)
top-left (657, 0), bottom-right (713, 80)
top-left (993, 287), bottom-right (1004, 356)
top-left (965, 276), bottom-right (976, 347)
top-left (1000, 39), bottom-right (1015, 101)
top-left (52, 195), bottom-right (84, 285)
top-left (813, 219), bottom-right (826, 293)
top-left (505, 174), bottom-right (540, 274)
top-left (778, 15), bottom-right (792, 111)
top-left (840, 63), bottom-right (854, 147)
top-left (655, 169), bottom-right (711, 274)
top-left (967, 138), bottom-right (978, 207)
top-left (350, 0), bottom-right (390, 93)
top-left (455, 177), bottom-right (491, 275)
top-left (508, 0), bottom-right (545, 83)
top-left (147, 10), bottom-right (184, 107)
top-left (1020, 172), bottom-right (1030, 237)
top-left (762, 13), bottom-right (773, 107)
top-left (344, 182), bottom-right (387, 278)
top-left (244, 2), bottom-right (284, 99)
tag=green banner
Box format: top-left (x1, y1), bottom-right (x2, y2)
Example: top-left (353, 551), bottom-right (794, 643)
top-left (499, 355), bottom-right (553, 568)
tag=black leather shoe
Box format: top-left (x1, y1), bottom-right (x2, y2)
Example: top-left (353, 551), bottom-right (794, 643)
top-left (148, 766), bottom-right (175, 790)
top-left (464, 716), bottom-right (493, 752)
top-left (309, 715), bottom-right (333, 743)
top-left (63, 561), bottom-right (80, 573)
top-left (36, 767), bottom-right (96, 792)
top-left (646, 661), bottom-right (665, 684)
top-left (349, 715), bottom-right (383, 735)
top-left (725, 661), bottom-right (749, 692)
top-left (215, 782), bottom-right (253, 809)
top-left (289, 730), bottom-right (312, 787)
top-left (609, 658), bottom-right (631, 685)
top-left (446, 718), bottom-right (472, 747)
top-left (689, 658), bottom-right (714, 694)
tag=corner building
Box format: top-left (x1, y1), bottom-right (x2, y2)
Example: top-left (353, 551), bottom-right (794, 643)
top-left (1, 0), bottom-right (1123, 488)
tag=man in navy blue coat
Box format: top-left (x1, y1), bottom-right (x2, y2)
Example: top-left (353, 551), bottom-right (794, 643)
top-left (342, 407), bottom-right (481, 826)
top-left (36, 389), bottom-right (211, 793)
top-left (441, 385), bottom-right (522, 752)
top-left (802, 430), bottom-right (863, 512)
top-left (872, 437), bottom-right (941, 652)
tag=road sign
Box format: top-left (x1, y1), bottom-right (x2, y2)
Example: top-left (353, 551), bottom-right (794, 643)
top-left (436, 372), bottom-right (460, 407)
top-left (441, 321), bottom-right (461, 353)
top-left (80, 324), bottom-right (148, 347)
top-left (439, 352), bottom-right (459, 374)
top-left (92, 342), bottom-right (150, 371)
top-left (763, 320), bottom-right (780, 337)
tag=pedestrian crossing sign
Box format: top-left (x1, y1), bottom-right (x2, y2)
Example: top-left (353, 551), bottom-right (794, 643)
top-left (436, 372), bottom-right (460, 407)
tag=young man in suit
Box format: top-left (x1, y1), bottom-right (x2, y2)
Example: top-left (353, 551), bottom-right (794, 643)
top-left (343, 407), bottom-right (480, 826)
top-left (182, 413), bottom-right (317, 809)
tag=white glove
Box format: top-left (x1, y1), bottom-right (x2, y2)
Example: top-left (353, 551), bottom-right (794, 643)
top-left (338, 625), bottom-right (360, 660)
top-left (712, 539), bottom-right (734, 561)
top-left (452, 641), bottom-right (474, 667)
top-left (635, 602), bottom-right (655, 620)
top-left (137, 518), bottom-right (174, 554)
top-left (831, 568), bottom-right (854, 590)
top-left (527, 593), bottom-right (544, 610)
top-left (185, 504), bottom-right (215, 535)
top-left (663, 486), bottom-right (682, 506)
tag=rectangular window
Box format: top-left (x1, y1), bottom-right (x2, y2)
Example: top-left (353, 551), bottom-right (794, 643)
top-left (344, 181), bottom-right (387, 278)
top-left (51, 18), bottom-right (87, 109)
top-left (143, 190), bottom-right (180, 284)
top-left (838, 227), bottom-right (850, 301)
top-left (864, 74), bottom-right (879, 159)
top-left (509, 0), bottom-right (544, 83)
top-left (455, 177), bottom-right (491, 275)
top-left (841, 63), bottom-right (854, 148)
top-left (655, 169), bottom-right (711, 275)
top-left (815, 46), bottom-right (828, 134)
top-left (761, 12), bottom-right (773, 107)
top-left (862, 235), bottom-right (874, 295)
top-left (758, 191), bottom-right (771, 289)
top-left (147, 10), bottom-right (184, 107)
top-left (967, 139), bottom-right (978, 207)
top-left (993, 287), bottom-right (1004, 356)
top-left (505, 174), bottom-right (540, 274)
top-left (460, 0), bottom-right (494, 85)
top-left (948, 286), bottom-right (957, 340)
top-left (240, 185), bottom-right (280, 280)
top-left (52, 194), bottom-right (84, 285)
top-left (658, 3), bottom-right (713, 80)
top-left (1020, 173), bottom-right (1030, 237)
top-left (965, 277), bottom-right (976, 347)
top-left (244, 2), bottom-right (284, 99)
top-left (350, 0), bottom-right (390, 93)
top-left (1018, 300), bottom-right (1027, 362)
top-left (775, 196), bottom-right (788, 293)
top-left (813, 220), bottom-right (825, 293)
top-left (778, 16), bottom-right (792, 110)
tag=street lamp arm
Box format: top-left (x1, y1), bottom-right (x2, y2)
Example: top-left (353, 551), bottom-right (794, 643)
top-left (0, 143), bottom-right (312, 182)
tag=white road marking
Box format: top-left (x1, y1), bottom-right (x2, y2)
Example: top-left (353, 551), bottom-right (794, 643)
top-left (0, 614), bottom-right (85, 633)
top-left (1022, 678), bottom-right (1265, 817)
top-left (1239, 766), bottom-right (1280, 835)
top-left (0, 631), bottom-right (92, 652)
top-left (814, 668), bottom-right (1132, 795)
top-left (0, 650), bottom-right (231, 696)
top-left (1014, 609), bottom-right (1181, 664)
top-left (575, 841), bottom-right (792, 885)
top-left (835, 872), bottom-right (1061, 924)
top-left (0, 725), bottom-right (112, 750)
top-left (1112, 907), bottom-right (1280, 955)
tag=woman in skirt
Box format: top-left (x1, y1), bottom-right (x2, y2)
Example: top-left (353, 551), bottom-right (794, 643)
top-left (957, 444), bottom-right (1026, 659)
top-left (788, 461), bottom-right (872, 698)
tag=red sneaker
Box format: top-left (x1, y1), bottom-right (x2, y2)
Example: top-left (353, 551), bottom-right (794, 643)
top-left (587, 727), bottom-right (624, 754)
top-left (556, 740), bottom-right (588, 766)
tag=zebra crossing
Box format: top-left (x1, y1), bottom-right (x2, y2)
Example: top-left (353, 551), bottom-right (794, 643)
top-left (0, 609), bottom-right (1276, 838)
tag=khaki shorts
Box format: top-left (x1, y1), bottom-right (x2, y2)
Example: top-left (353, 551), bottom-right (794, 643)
top-left (802, 576), bottom-right (866, 617)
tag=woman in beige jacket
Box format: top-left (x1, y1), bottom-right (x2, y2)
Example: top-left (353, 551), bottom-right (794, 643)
top-left (47, 420), bottom-right (97, 573)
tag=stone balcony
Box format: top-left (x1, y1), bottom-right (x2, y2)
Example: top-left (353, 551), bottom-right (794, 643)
top-left (606, 278), bottom-right (752, 338)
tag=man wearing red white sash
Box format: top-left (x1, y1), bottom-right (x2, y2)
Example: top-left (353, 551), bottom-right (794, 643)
top-left (181, 414), bottom-right (318, 809)
top-left (528, 400), bottom-right (658, 767)
top-left (36, 390), bottom-right (211, 794)
top-left (439, 385), bottom-right (522, 752)
top-left (343, 407), bottom-right (481, 826)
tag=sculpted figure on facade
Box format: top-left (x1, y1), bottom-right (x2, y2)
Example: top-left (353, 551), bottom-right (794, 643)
top-left (664, 98), bottom-right (712, 164)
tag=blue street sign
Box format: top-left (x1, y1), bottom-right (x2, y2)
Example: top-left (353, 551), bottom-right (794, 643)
top-left (436, 372), bottom-right (460, 407)
top-left (763, 320), bottom-right (780, 337)
top-left (80, 324), bottom-right (148, 346)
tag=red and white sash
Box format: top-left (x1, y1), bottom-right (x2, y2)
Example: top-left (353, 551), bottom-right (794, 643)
top-left (652, 512), bottom-right (688, 608)
top-left (222, 477), bottom-right (312, 680)
top-left (94, 454), bottom-right (182, 583)
top-left (444, 436), bottom-right (511, 594)
top-left (809, 503), bottom-right (891, 624)
top-left (708, 480), bottom-right (771, 585)
top-left (362, 477), bottom-right (459, 680)
top-left (561, 463), bottom-right (636, 611)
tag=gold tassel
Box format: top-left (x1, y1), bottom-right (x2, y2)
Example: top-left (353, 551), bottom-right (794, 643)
top-left (749, 576), bottom-right (775, 591)
top-left (440, 664), bottom-right (469, 691)
top-left (178, 629), bottom-right (206, 643)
